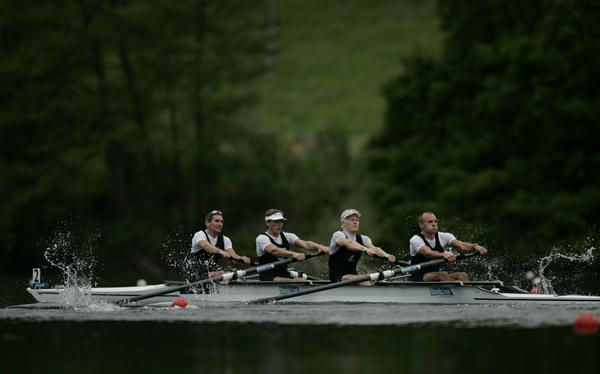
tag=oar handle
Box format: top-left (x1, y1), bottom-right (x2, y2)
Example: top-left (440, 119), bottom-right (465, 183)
top-left (392, 251), bottom-right (480, 276)
top-left (239, 251), bottom-right (324, 277)
top-left (230, 257), bottom-right (259, 266)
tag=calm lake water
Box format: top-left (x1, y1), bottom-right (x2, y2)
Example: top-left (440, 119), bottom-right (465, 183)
top-left (1, 275), bottom-right (600, 374)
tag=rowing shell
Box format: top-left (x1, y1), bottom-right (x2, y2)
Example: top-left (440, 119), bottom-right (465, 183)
top-left (24, 280), bottom-right (600, 306)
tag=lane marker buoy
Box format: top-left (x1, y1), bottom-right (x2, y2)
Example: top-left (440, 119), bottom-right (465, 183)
top-left (573, 313), bottom-right (598, 336)
top-left (171, 297), bottom-right (189, 308)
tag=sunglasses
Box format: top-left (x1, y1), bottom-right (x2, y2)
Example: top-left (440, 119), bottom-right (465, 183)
top-left (205, 210), bottom-right (223, 222)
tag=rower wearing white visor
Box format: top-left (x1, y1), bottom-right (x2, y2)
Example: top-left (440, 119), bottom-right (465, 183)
top-left (255, 209), bottom-right (329, 282)
top-left (191, 210), bottom-right (251, 280)
top-left (328, 209), bottom-right (396, 285)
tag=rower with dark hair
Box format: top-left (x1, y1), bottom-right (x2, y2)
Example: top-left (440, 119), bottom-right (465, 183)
top-left (328, 209), bottom-right (396, 285)
top-left (255, 209), bottom-right (329, 282)
top-left (191, 210), bottom-right (251, 280)
top-left (409, 211), bottom-right (488, 281)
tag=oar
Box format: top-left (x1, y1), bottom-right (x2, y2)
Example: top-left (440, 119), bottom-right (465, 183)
top-left (116, 252), bottom-right (324, 306)
top-left (248, 252), bottom-right (479, 304)
top-left (373, 254), bottom-right (410, 267)
top-left (231, 256), bottom-right (259, 266)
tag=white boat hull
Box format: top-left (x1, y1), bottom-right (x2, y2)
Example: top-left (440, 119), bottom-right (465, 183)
top-left (25, 280), bottom-right (600, 306)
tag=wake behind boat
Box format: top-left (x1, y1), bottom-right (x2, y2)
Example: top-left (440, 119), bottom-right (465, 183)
top-left (25, 279), bottom-right (600, 306)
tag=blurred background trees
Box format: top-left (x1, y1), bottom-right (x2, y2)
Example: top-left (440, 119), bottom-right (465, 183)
top-left (1, 0), bottom-right (598, 279)
top-left (369, 0), bottom-right (600, 255)
top-left (0, 0), bottom-right (362, 275)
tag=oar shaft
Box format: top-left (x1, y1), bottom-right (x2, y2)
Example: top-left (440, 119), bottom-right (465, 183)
top-left (373, 254), bottom-right (410, 266)
top-left (117, 251), bottom-right (324, 305)
top-left (249, 253), bottom-right (478, 304)
top-left (231, 257), bottom-right (260, 266)
top-left (248, 274), bottom-right (373, 304)
top-left (248, 259), bottom-right (443, 304)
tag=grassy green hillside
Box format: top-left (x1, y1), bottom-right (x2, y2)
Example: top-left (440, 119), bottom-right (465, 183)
top-left (252, 0), bottom-right (442, 150)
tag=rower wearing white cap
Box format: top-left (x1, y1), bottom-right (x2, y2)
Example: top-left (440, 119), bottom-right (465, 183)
top-left (255, 208), bottom-right (329, 282)
top-left (328, 209), bottom-right (396, 285)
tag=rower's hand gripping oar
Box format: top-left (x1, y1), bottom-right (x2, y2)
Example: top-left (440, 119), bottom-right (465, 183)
top-left (231, 256), bottom-right (259, 266)
top-left (248, 252), bottom-right (480, 304)
top-left (116, 252), bottom-right (324, 306)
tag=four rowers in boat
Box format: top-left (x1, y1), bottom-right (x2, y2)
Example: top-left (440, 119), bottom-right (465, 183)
top-left (194, 209), bottom-right (488, 284)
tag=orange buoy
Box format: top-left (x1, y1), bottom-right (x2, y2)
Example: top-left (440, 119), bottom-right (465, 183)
top-left (171, 297), bottom-right (189, 308)
top-left (573, 313), bottom-right (599, 336)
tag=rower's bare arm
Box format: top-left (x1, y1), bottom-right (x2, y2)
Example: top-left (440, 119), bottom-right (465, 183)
top-left (295, 239), bottom-right (329, 253)
top-left (418, 246), bottom-right (455, 261)
top-left (336, 237), bottom-right (368, 253)
top-left (265, 244), bottom-right (305, 261)
top-left (228, 248), bottom-right (251, 264)
top-left (371, 245), bottom-right (396, 263)
top-left (198, 240), bottom-right (228, 256)
top-left (451, 240), bottom-right (488, 255)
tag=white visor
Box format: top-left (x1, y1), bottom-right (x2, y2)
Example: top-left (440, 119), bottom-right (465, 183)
top-left (265, 212), bottom-right (287, 221)
top-left (340, 209), bottom-right (361, 222)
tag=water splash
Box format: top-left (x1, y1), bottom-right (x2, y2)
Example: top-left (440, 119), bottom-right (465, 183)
top-left (534, 247), bottom-right (595, 295)
top-left (162, 230), bottom-right (197, 280)
top-left (452, 248), bottom-right (528, 286)
top-left (43, 221), bottom-right (101, 307)
top-left (162, 230), bottom-right (218, 293)
top-left (78, 301), bottom-right (123, 313)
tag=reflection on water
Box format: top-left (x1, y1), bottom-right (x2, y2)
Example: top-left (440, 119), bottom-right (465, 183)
top-left (1, 317), bottom-right (598, 374)
top-left (3, 302), bottom-right (600, 328)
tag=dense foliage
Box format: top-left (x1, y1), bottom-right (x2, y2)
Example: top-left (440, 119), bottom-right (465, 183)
top-left (0, 0), bottom-right (353, 274)
top-left (369, 0), bottom-right (600, 254)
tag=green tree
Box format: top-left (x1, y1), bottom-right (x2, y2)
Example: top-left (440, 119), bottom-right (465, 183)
top-left (0, 0), bottom-right (356, 277)
top-left (368, 0), bottom-right (600, 254)
top-left (0, 0), bottom-right (268, 273)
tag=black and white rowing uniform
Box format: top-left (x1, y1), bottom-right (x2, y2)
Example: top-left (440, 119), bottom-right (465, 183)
top-left (190, 230), bottom-right (234, 279)
top-left (255, 232), bottom-right (300, 281)
top-left (409, 231), bottom-right (456, 281)
top-left (328, 230), bottom-right (373, 282)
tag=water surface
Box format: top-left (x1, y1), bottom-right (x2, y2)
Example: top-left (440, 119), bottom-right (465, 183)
top-left (2, 298), bottom-right (599, 374)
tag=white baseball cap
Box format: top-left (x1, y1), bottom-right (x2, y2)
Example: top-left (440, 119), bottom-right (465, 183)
top-left (265, 211), bottom-right (287, 222)
top-left (340, 209), bottom-right (361, 221)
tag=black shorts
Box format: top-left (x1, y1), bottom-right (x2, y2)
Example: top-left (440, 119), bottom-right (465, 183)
top-left (329, 269), bottom-right (358, 283)
top-left (409, 265), bottom-right (442, 281)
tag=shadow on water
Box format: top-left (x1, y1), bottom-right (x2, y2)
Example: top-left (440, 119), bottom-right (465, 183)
top-left (0, 319), bottom-right (598, 374)
top-left (0, 276), bottom-right (32, 307)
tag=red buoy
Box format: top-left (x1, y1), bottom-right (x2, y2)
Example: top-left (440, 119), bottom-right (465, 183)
top-left (171, 297), bottom-right (189, 308)
top-left (530, 287), bottom-right (538, 294)
top-left (573, 313), bottom-right (599, 336)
